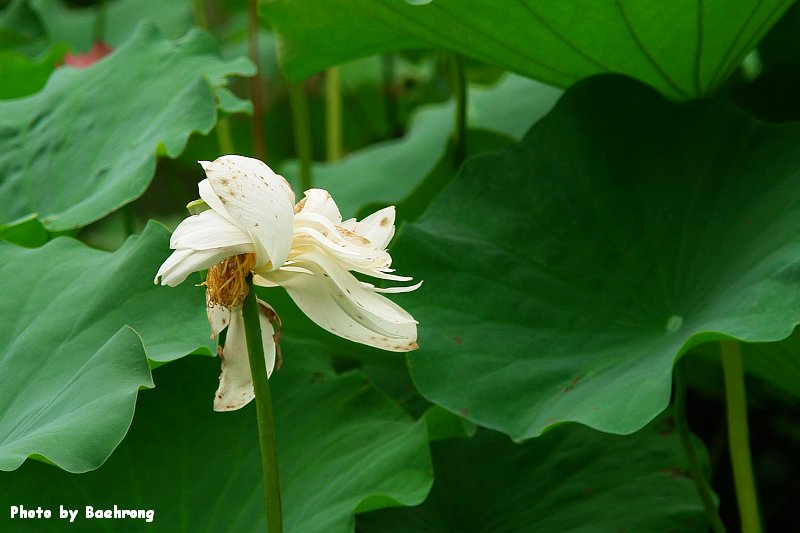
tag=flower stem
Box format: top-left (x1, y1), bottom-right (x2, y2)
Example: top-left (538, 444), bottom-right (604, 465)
top-left (325, 67), bottom-right (342, 162)
top-left (287, 80), bottom-right (313, 191)
top-left (449, 53), bottom-right (467, 167)
top-left (720, 340), bottom-right (762, 533)
top-left (242, 277), bottom-right (282, 532)
top-left (247, 0), bottom-right (266, 160)
top-left (674, 362), bottom-right (728, 533)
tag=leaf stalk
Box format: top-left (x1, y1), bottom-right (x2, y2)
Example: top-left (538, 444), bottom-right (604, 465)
top-left (247, 0), bottom-right (266, 160)
top-left (720, 340), bottom-right (762, 533)
top-left (449, 53), bottom-right (467, 167)
top-left (325, 67), bottom-right (343, 162)
top-left (674, 362), bottom-right (728, 533)
top-left (288, 80), bottom-right (313, 192)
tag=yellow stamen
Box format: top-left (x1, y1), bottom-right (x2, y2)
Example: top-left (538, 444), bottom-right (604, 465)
top-left (205, 253), bottom-right (256, 309)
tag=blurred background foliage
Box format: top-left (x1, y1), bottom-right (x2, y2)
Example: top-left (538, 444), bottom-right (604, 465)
top-left (1, 0), bottom-right (800, 532)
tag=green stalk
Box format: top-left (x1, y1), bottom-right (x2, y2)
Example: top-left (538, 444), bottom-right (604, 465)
top-left (215, 117), bottom-right (235, 155)
top-left (287, 80), bottom-right (313, 191)
top-left (247, 0), bottom-right (266, 160)
top-left (193, 0), bottom-right (234, 154)
top-left (381, 54), bottom-right (400, 137)
top-left (93, 0), bottom-right (107, 43)
top-left (242, 277), bottom-right (282, 532)
top-left (192, 0), bottom-right (208, 29)
top-left (449, 53), bottom-right (467, 167)
top-left (720, 340), bottom-right (762, 533)
top-left (325, 67), bottom-right (343, 162)
top-left (674, 363), bottom-right (728, 533)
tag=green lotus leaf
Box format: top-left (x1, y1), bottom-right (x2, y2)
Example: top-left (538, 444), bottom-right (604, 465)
top-left (265, 0), bottom-right (792, 99)
top-left (0, 23), bottom-right (254, 231)
top-left (0, 326), bottom-right (152, 474)
top-left (0, 43), bottom-right (65, 99)
top-left (27, 0), bottom-right (192, 53)
top-left (0, 352), bottom-right (432, 532)
top-left (394, 74), bottom-right (800, 438)
top-left (359, 412), bottom-right (709, 532)
top-left (0, 222), bottom-right (212, 472)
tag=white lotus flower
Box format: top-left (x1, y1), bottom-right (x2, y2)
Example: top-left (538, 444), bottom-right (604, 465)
top-left (154, 155), bottom-right (420, 411)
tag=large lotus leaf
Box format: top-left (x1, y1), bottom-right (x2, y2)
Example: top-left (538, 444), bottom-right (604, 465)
top-left (28, 0), bottom-right (192, 53)
top-left (0, 352), bottom-right (432, 532)
top-left (0, 23), bottom-right (254, 231)
top-left (281, 74), bottom-right (561, 218)
top-left (0, 221), bottom-right (213, 472)
top-left (0, 325), bottom-right (152, 474)
top-left (0, 43), bottom-right (65, 99)
top-left (265, 0), bottom-right (792, 99)
top-left (393, 74), bottom-right (800, 439)
top-left (359, 412), bottom-right (709, 533)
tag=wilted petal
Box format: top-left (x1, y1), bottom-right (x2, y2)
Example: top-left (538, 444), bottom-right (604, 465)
top-left (198, 178), bottom-right (238, 226)
top-left (301, 251), bottom-right (416, 326)
top-left (294, 212), bottom-right (356, 245)
top-left (213, 307), bottom-right (276, 412)
top-left (350, 266), bottom-right (413, 282)
top-left (257, 299), bottom-right (281, 373)
top-left (206, 298), bottom-right (231, 340)
top-left (170, 208), bottom-right (253, 251)
top-left (346, 206), bottom-right (396, 249)
top-left (291, 232), bottom-right (389, 271)
top-left (266, 260), bottom-right (418, 352)
top-left (367, 280), bottom-right (423, 293)
top-left (202, 156), bottom-right (295, 269)
top-left (296, 188), bottom-right (342, 223)
top-left (292, 216), bottom-right (391, 270)
top-left (155, 247), bottom-right (248, 287)
top-left (292, 228), bottom-right (363, 257)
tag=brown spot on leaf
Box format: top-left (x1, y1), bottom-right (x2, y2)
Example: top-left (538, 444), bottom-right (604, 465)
top-left (454, 336), bottom-right (463, 345)
top-left (561, 376), bottom-right (582, 393)
top-left (459, 408), bottom-right (469, 417)
top-left (380, 217), bottom-right (390, 227)
top-left (661, 466), bottom-right (690, 480)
